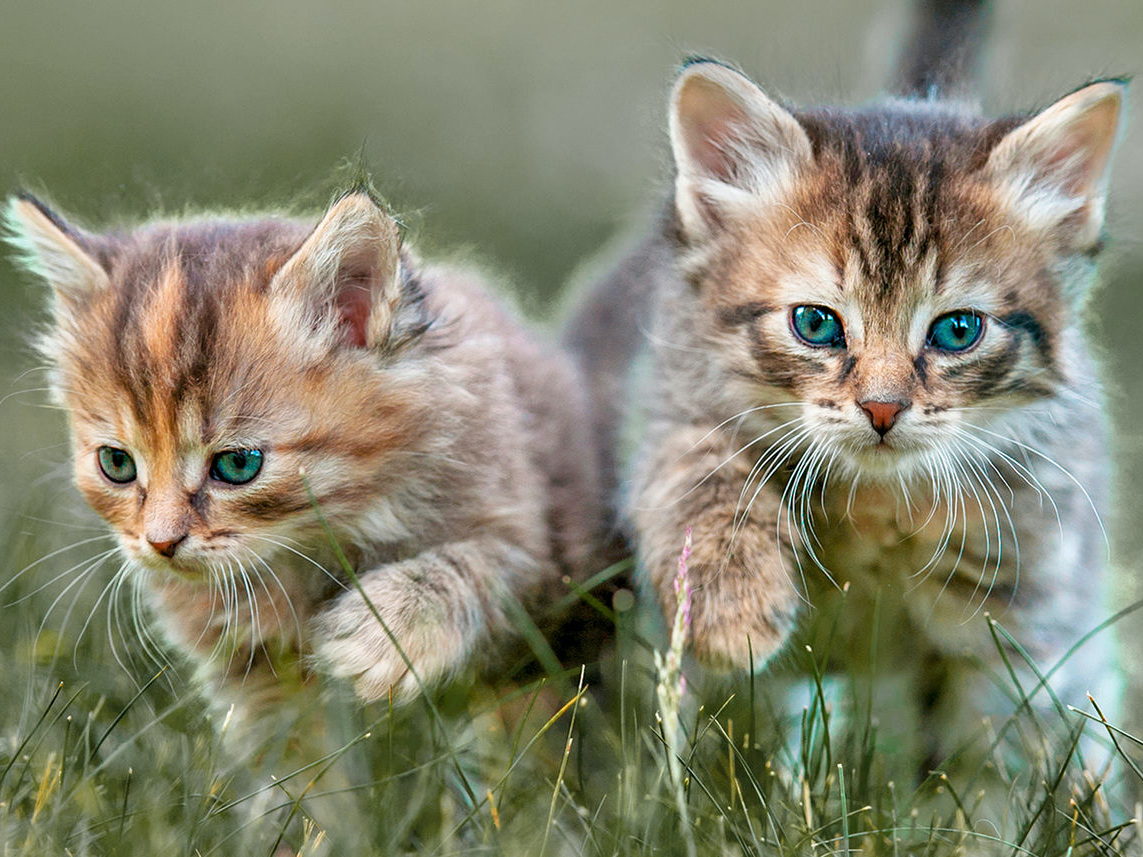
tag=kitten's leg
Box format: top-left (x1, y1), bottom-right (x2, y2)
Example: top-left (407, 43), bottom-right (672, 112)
top-left (630, 423), bottom-right (802, 670)
top-left (311, 539), bottom-right (537, 702)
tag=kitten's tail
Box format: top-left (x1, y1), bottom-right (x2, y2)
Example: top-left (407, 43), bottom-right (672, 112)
top-left (892, 0), bottom-right (992, 99)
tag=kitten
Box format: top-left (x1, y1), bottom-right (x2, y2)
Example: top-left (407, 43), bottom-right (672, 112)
top-left (567, 7), bottom-right (1126, 763)
top-left (5, 188), bottom-right (604, 722)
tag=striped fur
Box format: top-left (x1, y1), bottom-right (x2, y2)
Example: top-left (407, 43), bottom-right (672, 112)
top-left (6, 190), bottom-right (604, 717)
top-left (572, 58), bottom-right (1126, 764)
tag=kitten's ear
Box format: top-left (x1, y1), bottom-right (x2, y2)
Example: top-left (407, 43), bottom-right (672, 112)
top-left (987, 81), bottom-right (1126, 249)
top-left (4, 195), bottom-right (110, 305)
top-left (669, 61), bottom-right (813, 240)
top-left (271, 191), bottom-right (403, 349)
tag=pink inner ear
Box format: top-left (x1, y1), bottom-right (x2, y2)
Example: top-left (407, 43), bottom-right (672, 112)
top-left (684, 91), bottom-right (749, 182)
top-left (335, 276), bottom-right (374, 348)
top-left (694, 114), bottom-right (746, 182)
top-left (1054, 109), bottom-right (1117, 198)
top-left (675, 75), bottom-right (754, 183)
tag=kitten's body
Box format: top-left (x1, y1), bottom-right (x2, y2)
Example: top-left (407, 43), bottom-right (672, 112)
top-left (569, 27), bottom-right (1124, 764)
top-left (7, 191), bottom-right (603, 721)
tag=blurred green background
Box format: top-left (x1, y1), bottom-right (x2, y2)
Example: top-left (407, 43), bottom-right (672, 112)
top-left (1, 0), bottom-right (1141, 693)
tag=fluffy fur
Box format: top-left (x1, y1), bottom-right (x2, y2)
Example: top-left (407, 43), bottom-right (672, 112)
top-left (6, 190), bottom-right (604, 718)
top-left (568, 50), bottom-right (1126, 763)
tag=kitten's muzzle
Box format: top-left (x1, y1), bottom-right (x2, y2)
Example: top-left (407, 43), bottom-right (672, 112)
top-left (859, 398), bottom-right (909, 437)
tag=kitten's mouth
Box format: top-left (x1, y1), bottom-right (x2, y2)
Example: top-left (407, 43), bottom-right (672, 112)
top-left (130, 550), bottom-right (210, 582)
top-left (844, 436), bottom-right (928, 479)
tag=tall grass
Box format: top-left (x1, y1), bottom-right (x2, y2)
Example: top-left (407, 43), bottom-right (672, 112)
top-left (0, 496), bottom-right (1140, 855)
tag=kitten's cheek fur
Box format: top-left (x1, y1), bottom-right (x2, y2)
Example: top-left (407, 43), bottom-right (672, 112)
top-left (310, 570), bottom-right (475, 703)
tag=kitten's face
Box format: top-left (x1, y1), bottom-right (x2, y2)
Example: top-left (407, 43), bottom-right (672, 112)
top-left (670, 64), bottom-right (1122, 481)
top-left (9, 194), bottom-right (423, 582)
top-left (694, 145), bottom-right (1058, 478)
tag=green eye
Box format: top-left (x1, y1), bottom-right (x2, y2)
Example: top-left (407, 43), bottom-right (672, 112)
top-left (210, 449), bottom-right (264, 485)
top-left (791, 305), bottom-right (845, 347)
top-left (927, 311), bottom-right (984, 352)
top-left (97, 446), bottom-right (137, 484)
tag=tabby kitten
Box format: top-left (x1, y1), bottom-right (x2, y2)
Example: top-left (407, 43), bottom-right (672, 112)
top-left (6, 189), bottom-right (603, 721)
top-left (568, 49), bottom-right (1125, 758)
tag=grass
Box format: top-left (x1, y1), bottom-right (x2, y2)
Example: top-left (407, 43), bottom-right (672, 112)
top-left (0, 495), bottom-right (1141, 855)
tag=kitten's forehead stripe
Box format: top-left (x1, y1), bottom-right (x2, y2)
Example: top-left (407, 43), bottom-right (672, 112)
top-left (798, 106), bottom-right (990, 315)
top-left (93, 219), bottom-right (313, 452)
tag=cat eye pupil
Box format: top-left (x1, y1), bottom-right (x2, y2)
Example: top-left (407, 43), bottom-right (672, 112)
top-left (210, 449), bottom-right (264, 485)
top-left (791, 305), bottom-right (845, 348)
top-left (97, 446), bottom-right (137, 484)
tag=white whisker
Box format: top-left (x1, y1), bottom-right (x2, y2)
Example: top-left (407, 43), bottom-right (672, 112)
top-left (245, 534), bottom-right (346, 591)
top-left (1, 535), bottom-right (118, 596)
top-left (964, 423), bottom-right (1108, 554)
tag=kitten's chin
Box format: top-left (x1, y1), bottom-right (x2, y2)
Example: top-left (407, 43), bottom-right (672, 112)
top-left (844, 441), bottom-right (930, 482)
top-left (127, 551), bottom-right (211, 584)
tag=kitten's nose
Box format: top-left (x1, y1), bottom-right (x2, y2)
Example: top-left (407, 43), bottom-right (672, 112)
top-left (859, 399), bottom-right (908, 437)
top-left (147, 534), bottom-right (186, 558)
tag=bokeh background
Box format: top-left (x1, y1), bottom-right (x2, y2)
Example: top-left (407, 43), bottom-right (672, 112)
top-left (1, 0), bottom-right (1141, 708)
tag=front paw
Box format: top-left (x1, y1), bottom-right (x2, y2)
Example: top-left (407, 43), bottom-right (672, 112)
top-left (687, 585), bottom-right (796, 672)
top-left (648, 529), bottom-right (799, 673)
top-left (310, 575), bottom-right (468, 703)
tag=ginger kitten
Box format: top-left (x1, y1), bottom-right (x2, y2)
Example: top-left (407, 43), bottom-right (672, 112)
top-left (5, 189), bottom-right (603, 722)
top-left (568, 42), bottom-right (1126, 760)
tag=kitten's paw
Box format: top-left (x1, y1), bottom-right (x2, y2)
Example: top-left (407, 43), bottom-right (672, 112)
top-left (311, 573), bottom-right (469, 703)
top-left (687, 592), bottom-right (793, 672)
top-left (664, 534), bottom-right (798, 673)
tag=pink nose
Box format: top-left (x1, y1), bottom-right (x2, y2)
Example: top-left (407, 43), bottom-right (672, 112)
top-left (859, 399), bottom-right (908, 436)
top-left (147, 535), bottom-right (186, 558)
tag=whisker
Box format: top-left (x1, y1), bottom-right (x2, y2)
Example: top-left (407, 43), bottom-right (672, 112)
top-left (945, 449), bottom-right (1001, 613)
top-left (66, 554), bottom-right (126, 666)
top-left (3, 547), bottom-right (120, 606)
top-left (17, 514), bottom-right (109, 533)
top-left (105, 565), bottom-right (144, 682)
top-left (783, 439), bottom-right (838, 591)
top-left (952, 427), bottom-right (1063, 538)
top-left (680, 403), bottom-right (805, 459)
top-left (0, 386), bottom-right (59, 407)
top-left (636, 413), bottom-right (807, 513)
top-left (955, 443), bottom-right (1021, 620)
top-left (240, 546), bottom-right (303, 650)
top-left (1, 534), bottom-right (118, 595)
top-left (236, 561), bottom-right (263, 680)
top-left (129, 572), bottom-right (173, 677)
top-left (245, 534), bottom-right (347, 591)
top-left (33, 556), bottom-right (112, 664)
top-left (731, 427), bottom-right (812, 537)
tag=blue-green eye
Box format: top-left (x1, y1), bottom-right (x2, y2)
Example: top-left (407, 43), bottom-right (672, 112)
top-left (927, 311), bottom-right (984, 352)
top-left (791, 305), bottom-right (845, 347)
top-left (210, 449), bottom-right (264, 485)
top-left (97, 446), bottom-right (137, 484)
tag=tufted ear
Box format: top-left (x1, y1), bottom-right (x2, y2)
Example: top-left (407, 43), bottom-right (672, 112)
top-left (987, 80), bottom-right (1127, 250)
top-left (4, 195), bottom-right (110, 311)
top-left (270, 191), bottom-right (404, 349)
top-left (669, 60), bottom-right (813, 240)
